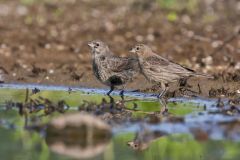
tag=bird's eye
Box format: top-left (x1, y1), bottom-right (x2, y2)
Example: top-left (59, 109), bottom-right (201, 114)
top-left (96, 43), bottom-right (100, 47)
top-left (136, 47), bottom-right (140, 50)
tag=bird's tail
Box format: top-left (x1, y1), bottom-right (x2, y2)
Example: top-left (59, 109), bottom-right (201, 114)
top-left (193, 72), bottom-right (214, 79)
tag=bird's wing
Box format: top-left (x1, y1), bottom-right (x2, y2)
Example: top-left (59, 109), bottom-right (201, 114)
top-left (145, 55), bottom-right (194, 74)
top-left (105, 56), bottom-right (138, 73)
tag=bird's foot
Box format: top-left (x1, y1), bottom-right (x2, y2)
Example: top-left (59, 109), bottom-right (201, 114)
top-left (107, 90), bottom-right (112, 96)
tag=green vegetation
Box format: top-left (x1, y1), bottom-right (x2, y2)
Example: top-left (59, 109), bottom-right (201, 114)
top-left (0, 88), bottom-right (239, 160)
top-left (156, 0), bottom-right (198, 12)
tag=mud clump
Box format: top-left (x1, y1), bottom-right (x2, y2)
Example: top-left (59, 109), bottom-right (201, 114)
top-left (209, 87), bottom-right (236, 97)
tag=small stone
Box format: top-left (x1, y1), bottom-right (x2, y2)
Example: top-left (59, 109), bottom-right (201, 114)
top-left (187, 30), bottom-right (194, 38)
top-left (146, 34), bottom-right (155, 42)
top-left (182, 15), bottom-right (191, 24)
top-left (202, 56), bottom-right (213, 65)
top-left (45, 44), bottom-right (51, 49)
top-left (0, 73), bottom-right (5, 83)
top-left (205, 25), bottom-right (213, 32)
top-left (135, 35), bottom-right (144, 42)
top-left (234, 62), bottom-right (240, 70)
top-left (49, 69), bottom-right (54, 74)
top-left (125, 32), bottom-right (133, 38)
top-left (0, 68), bottom-right (7, 83)
top-left (211, 40), bottom-right (223, 48)
top-left (16, 5), bottom-right (28, 16)
top-left (104, 21), bottom-right (115, 33)
top-left (56, 45), bottom-right (65, 51)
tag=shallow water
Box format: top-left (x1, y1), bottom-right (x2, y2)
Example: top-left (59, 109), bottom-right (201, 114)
top-left (0, 83), bottom-right (240, 160)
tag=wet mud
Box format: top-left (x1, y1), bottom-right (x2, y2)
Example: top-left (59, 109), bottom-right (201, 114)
top-left (0, 0), bottom-right (240, 159)
top-left (0, 0), bottom-right (239, 99)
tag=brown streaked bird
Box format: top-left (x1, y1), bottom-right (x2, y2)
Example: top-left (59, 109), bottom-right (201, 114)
top-left (88, 40), bottom-right (139, 96)
top-left (130, 44), bottom-right (213, 98)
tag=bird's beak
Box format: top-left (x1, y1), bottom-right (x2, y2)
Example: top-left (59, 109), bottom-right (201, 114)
top-left (87, 42), bottom-right (94, 48)
top-left (129, 48), bottom-right (136, 53)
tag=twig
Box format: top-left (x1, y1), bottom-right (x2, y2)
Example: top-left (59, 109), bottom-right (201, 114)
top-left (197, 83), bottom-right (202, 94)
top-left (25, 88), bottom-right (29, 103)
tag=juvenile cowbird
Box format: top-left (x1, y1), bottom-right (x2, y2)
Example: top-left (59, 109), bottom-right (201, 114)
top-left (88, 40), bottom-right (139, 96)
top-left (130, 44), bottom-right (213, 98)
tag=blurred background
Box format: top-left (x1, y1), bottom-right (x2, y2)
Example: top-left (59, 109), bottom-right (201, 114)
top-left (0, 0), bottom-right (239, 87)
top-left (0, 1), bottom-right (240, 160)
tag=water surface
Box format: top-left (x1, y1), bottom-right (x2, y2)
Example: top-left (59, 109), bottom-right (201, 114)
top-left (0, 83), bottom-right (239, 160)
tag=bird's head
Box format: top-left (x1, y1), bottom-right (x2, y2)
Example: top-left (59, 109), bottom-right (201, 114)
top-left (129, 44), bottom-right (153, 58)
top-left (88, 40), bottom-right (110, 56)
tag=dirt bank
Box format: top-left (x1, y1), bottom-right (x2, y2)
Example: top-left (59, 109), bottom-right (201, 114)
top-left (0, 0), bottom-right (239, 98)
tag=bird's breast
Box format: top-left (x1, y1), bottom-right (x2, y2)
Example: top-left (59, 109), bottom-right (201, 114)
top-left (92, 59), bottom-right (111, 84)
top-left (92, 60), bottom-right (101, 81)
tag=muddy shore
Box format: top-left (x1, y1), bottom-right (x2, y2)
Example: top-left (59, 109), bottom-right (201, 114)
top-left (0, 0), bottom-right (239, 98)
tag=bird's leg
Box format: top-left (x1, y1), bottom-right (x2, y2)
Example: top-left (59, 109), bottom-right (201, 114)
top-left (119, 85), bottom-right (126, 100)
top-left (119, 90), bottom-right (124, 96)
top-left (178, 78), bottom-right (188, 88)
top-left (107, 86), bottom-right (114, 96)
top-left (159, 98), bottom-right (168, 114)
top-left (108, 95), bottom-right (115, 109)
top-left (157, 83), bottom-right (169, 98)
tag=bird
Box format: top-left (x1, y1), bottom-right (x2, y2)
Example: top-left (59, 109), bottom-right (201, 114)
top-left (130, 44), bottom-right (213, 98)
top-left (130, 44), bottom-right (213, 112)
top-left (88, 40), bottom-right (139, 96)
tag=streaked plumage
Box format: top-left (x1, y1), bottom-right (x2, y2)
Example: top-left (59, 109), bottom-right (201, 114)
top-left (88, 40), bottom-right (139, 95)
top-left (130, 44), bottom-right (213, 97)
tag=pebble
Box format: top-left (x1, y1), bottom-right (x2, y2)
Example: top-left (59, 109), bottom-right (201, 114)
top-left (0, 74), bottom-right (4, 83)
top-left (0, 68), bottom-right (7, 83)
